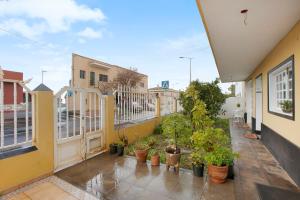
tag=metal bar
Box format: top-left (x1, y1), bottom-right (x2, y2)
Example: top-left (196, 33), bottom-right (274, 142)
top-left (99, 96), bottom-right (102, 130)
top-left (73, 89), bottom-right (76, 137)
top-left (0, 81), bottom-right (4, 147)
top-left (58, 95), bottom-right (62, 139)
top-left (66, 90), bottom-right (69, 137)
top-left (94, 93), bottom-right (96, 131)
top-left (89, 92), bottom-right (92, 133)
top-left (25, 91), bottom-right (29, 141)
top-left (13, 82), bottom-right (17, 145)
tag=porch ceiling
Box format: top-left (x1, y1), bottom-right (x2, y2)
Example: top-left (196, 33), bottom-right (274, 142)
top-left (197, 0), bottom-right (300, 82)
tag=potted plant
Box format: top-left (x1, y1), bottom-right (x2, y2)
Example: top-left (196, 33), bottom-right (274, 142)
top-left (134, 141), bottom-right (149, 162)
top-left (280, 100), bottom-right (293, 113)
top-left (149, 149), bottom-right (160, 166)
top-left (109, 143), bottom-right (118, 154)
top-left (205, 146), bottom-right (238, 184)
top-left (190, 151), bottom-right (205, 177)
top-left (116, 141), bottom-right (125, 156)
top-left (162, 113), bottom-right (192, 172)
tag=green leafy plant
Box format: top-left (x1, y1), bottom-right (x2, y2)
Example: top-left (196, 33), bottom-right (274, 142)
top-left (204, 146), bottom-right (238, 167)
top-left (237, 103), bottom-right (241, 108)
top-left (162, 113), bottom-right (192, 150)
top-left (115, 140), bottom-right (125, 147)
top-left (148, 149), bottom-right (159, 157)
top-left (191, 128), bottom-right (230, 152)
top-left (191, 100), bottom-right (214, 131)
top-left (134, 140), bottom-right (149, 151)
top-left (153, 123), bottom-right (163, 135)
top-left (179, 78), bottom-right (226, 119)
top-left (190, 150), bottom-right (205, 166)
top-left (280, 100), bottom-right (293, 113)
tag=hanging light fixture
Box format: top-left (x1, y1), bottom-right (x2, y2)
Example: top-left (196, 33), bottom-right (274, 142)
top-left (241, 9), bottom-right (249, 26)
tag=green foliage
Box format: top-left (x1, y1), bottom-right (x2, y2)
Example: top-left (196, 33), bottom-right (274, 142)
top-left (191, 128), bottom-right (230, 152)
top-left (125, 144), bottom-right (135, 156)
top-left (214, 118), bottom-right (230, 137)
top-left (134, 139), bottom-right (149, 151)
top-left (179, 79), bottom-right (226, 119)
top-left (162, 113), bottom-right (192, 149)
top-left (190, 150), bottom-right (205, 166)
top-left (153, 123), bottom-right (163, 135)
top-left (115, 140), bottom-right (125, 147)
top-left (191, 100), bottom-right (214, 131)
top-left (204, 146), bottom-right (238, 167)
top-left (280, 100), bottom-right (293, 113)
top-left (148, 149), bottom-right (159, 157)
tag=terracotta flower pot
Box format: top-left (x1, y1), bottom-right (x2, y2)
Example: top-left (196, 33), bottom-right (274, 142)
top-left (135, 149), bottom-right (148, 162)
top-left (151, 154), bottom-right (160, 166)
top-left (208, 165), bottom-right (228, 184)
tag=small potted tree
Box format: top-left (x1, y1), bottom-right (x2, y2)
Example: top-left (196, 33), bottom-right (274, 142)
top-left (162, 113), bottom-right (192, 172)
top-left (191, 151), bottom-right (205, 177)
top-left (134, 140), bottom-right (149, 162)
top-left (205, 146), bottom-right (238, 184)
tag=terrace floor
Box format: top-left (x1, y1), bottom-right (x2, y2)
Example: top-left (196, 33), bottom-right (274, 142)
top-left (231, 122), bottom-right (300, 200)
top-left (55, 154), bottom-right (235, 200)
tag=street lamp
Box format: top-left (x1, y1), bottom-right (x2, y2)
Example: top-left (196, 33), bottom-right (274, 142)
top-left (179, 57), bottom-right (193, 84)
top-left (41, 70), bottom-right (47, 84)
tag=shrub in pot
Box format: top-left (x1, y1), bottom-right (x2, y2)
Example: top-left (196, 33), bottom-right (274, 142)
top-left (162, 113), bottom-right (192, 171)
top-left (149, 149), bottom-right (160, 166)
top-left (205, 147), bottom-right (238, 184)
top-left (191, 128), bottom-right (229, 153)
top-left (116, 141), bottom-right (125, 156)
top-left (191, 151), bottom-right (205, 177)
top-left (109, 143), bottom-right (117, 154)
top-left (134, 141), bottom-right (149, 162)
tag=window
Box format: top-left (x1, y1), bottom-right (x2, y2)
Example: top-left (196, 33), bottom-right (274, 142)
top-left (80, 70), bottom-right (85, 79)
top-left (99, 74), bottom-right (108, 82)
top-left (268, 56), bottom-right (294, 119)
top-left (140, 82), bottom-right (144, 88)
top-left (90, 71), bottom-right (95, 86)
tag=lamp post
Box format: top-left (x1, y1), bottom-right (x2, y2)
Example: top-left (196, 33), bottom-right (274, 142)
top-left (179, 57), bottom-right (193, 84)
top-left (41, 70), bottom-right (47, 84)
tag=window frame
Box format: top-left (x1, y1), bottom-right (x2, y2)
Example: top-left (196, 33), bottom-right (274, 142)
top-left (79, 70), bottom-right (86, 79)
top-left (90, 71), bottom-right (95, 86)
top-left (99, 74), bottom-right (108, 82)
top-left (267, 55), bottom-right (295, 120)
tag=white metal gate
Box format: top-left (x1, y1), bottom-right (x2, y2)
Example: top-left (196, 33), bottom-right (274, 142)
top-left (54, 87), bottom-right (105, 172)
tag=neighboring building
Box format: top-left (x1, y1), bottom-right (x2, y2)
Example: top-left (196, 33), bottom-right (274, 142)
top-left (197, 1), bottom-right (300, 185)
top-left (71, 53), bottom-right (148, 91)
top-left (2, 70), bottom-right (23, 105)
top-left (148, 86), bottom-right (182, 114)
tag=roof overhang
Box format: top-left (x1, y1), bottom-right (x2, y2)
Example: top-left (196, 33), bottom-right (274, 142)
top-left (196, 0), bottom-right (300, 82)
top-left (89, 62), bottom-right (111, 70)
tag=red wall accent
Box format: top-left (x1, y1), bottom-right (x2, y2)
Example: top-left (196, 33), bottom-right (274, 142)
top-left (3, 70), bottom-right (23, 105)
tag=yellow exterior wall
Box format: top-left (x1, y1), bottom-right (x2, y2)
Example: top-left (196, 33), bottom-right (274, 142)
top-left (0, 91), bottom-right (54, 193)
top-left (248, 21), bottom-right (300, 147)
top-left (104, 96), bottom-right (161, 146)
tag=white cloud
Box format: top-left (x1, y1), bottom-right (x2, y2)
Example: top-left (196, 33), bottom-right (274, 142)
top-left (0, 0), bottom-right (106, 38)
top-left (78, 27), bottom-right (103, 40)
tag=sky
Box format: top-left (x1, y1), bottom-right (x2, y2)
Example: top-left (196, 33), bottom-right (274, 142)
top-left (0, 0), bottom-right (232, 93)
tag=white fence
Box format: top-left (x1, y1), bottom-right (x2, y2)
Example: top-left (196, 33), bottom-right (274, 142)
top-left (0, 79), bottom-right (34, 151)
top-left (114, 85), bottom-right (156, 124)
